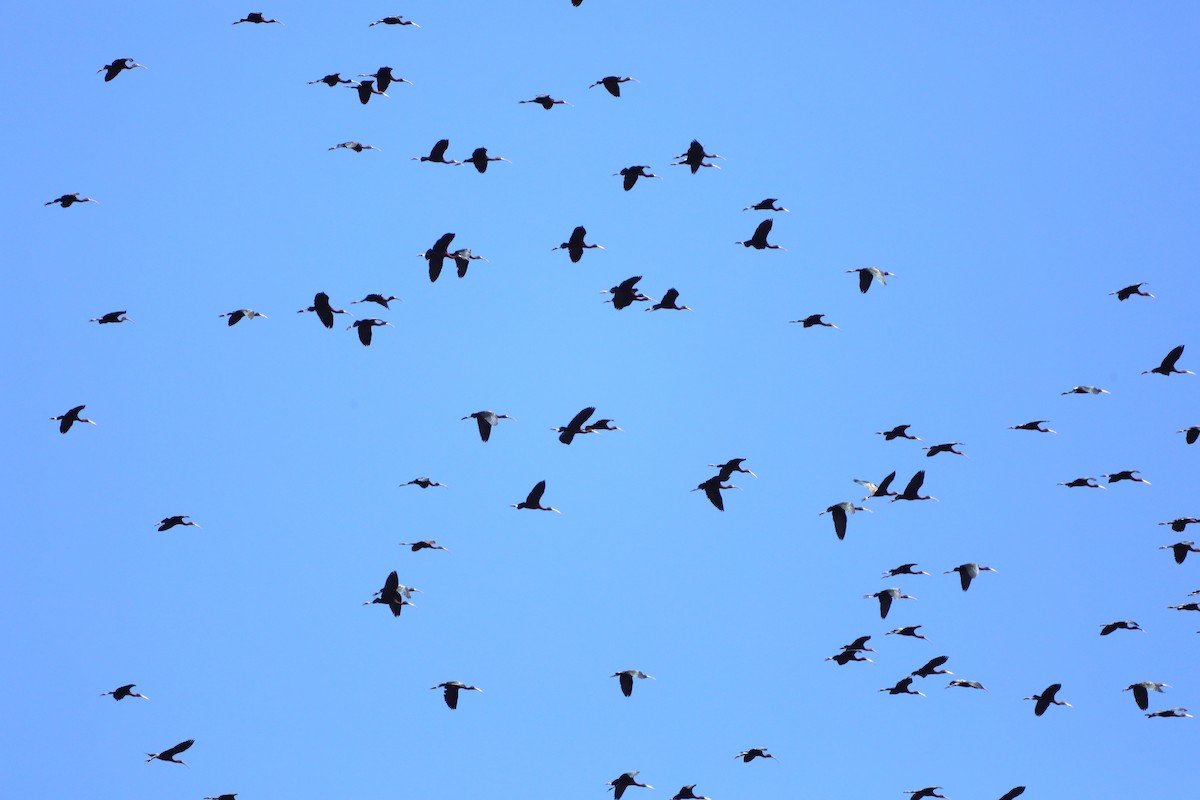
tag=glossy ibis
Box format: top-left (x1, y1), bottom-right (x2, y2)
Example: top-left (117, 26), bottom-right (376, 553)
top-left (328, 141), bottom-right (380, 152)
top-left (614, 166), bottom-right (659, 191)
top-left (511, 480), bottom-right (560, 513)
top-left (1160, 541), bottom-right (1200, 564)
top-left (947, 679), bottom-right (988, 691)
top-left (1058, 477), bottom-right (1104, 489)
top-left (463, 147), bottom-right (510, 173)
top-left (101, 684), bottom-right (148, 700)
top-left (611, 669), bottom-right (654, 696)
top-left (157, 516), bottom-right (199, 532)
top-left (847, 267), bottom-right (893, 293)
top-left (672, 140), bottom-right (722, 173)
top-left (520, 94), bottom-right (571, 109)
top-left (827, 650), bottom-right (872, 665)
top-left (819, 501), bottom-right (871, 540)
top-left (904, 789), bottom-right (947, 800)
top-left (553, 407), bottom-right (595, 444)
top-left (146, 739), bottom-right (193, 765)
top-left (449, 249), bottom-right (488, 278)
top-left (604, 275), bottom-right (652, 309)
top-left (882, 563), bottom-right (928, 578)
top-left (1160, 518), bottom-right (1200, 533)
top-left (1010, 420), bottom-right (1055, 433)
top-left (419, 232), bottom-right (456, 281)
top-left (671, 786), bottom-right (709, 800)
top-left (866, 588), bottom-right (915, 619)
top-left (401, 477), bottom-right (445, 489)
top-left (1146, 708), bottom-right (1192, 718)
top-left (912, 655), bottom-right (952, 678)
top-left (647, 288), bottom-right (691, 311)
top-left (432, 681), bottom-right (481, 709)
top-left (946, 563), bottom-right (996, 591)
top-left (46, 193), bottom-right (98, 207)
top-left (590, 76), bottom-right (638, 96)
top-left (608, 772), bottom-right (653, 799)
top-left (1061, 385), bottom-right (1109, 395)
top-left (1179, 426), bottom-right (1200, 444)
top-left (892, 470), bottom-right (936, 502)
top-left (841, 635), bottom-right (874, 652)
top-left (219, 309), bottom-right (267, 326)
top-left (1124, 681), bottom-right (1168, 711)
top-left (1103, 470), bottom-right (1149, 485)
top-left (1100, 620), bottom-right (1143, 635)
top-left (98, 59), bottom-right (144, 81)
top-left (586, 419), bottom-right (622, 433)
top-left (399, 540), bottom-right (447, 552)
top-left (90, 311), bottom-right (129, 324)
top-left (692, 476), bottom-right (735, 511)
top-left (352, 294), bottom-right (399, 309)
top-left (743, 198), bottom-right (788, 212)
top-left (348, 319), bottom-right (392, 346)
top-left (348, 79), bottom-right (386, 104)
top-left (1110, 283), bottom-right (1153, 300)
top-left (1143, 345), bottom-right (1192, 376)
top-left (880, 676), bottom-right (925, 696)
top-left (297, 292), bottom-right (349, 328)
top-left (553, 226), bottom-right (604, 263)
top-left (364, 571), bottom-right (414, 617)
top-left (790, 314), bottom-right (836, 328)
top-left (51, 405), bottom-right (95, 434)
top-left (734, 748), bottom-right (776, 762)
top-left (233, 12), bottom-right (282, 24)
top-left (709, 459), bottom-right (756, 481)
top-left (877, 424), bottom-right (920, 441)
top-left (736, 218), bottom-right (784, 250)
top-left (857, 472), bottom-right (899, 501)
top-left (887, 626), bottom-right (927, 639)
top-left (923, 442), bottom-right (966, 458)
top-left (412, 139), bottom-right (460, 164)
top-left (370, 16), bottom-right (419, 26)
top-left (462, 410), bottom-right (513, 442)
top-left (1025, 683), bottom-right (1070, 715)
top-left (309, 73), bottom-right (350, 86)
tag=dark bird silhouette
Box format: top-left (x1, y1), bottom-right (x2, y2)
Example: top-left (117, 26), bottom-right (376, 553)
top-left (912, 655), bottom-right (952, 678)
top-left (840, 635), bottom-right (875, 652)
top-left (611, 669), bottom-right (655, 696)
top-left (892, 470), bottom-right (936, 502)
top-left (709, 459), bottom-right (756, 481)
top-left (882, 563), bottom-right (928, 578)
top-left (520, 94), bottom-right (572, 109)
top-left (586, 419), bottom-right (623, 433)
top-left (297, 292), bottom-right (349, 328)
top-left (848, 267), bottom-right (893, 293)
top-left (348, 79), bottom-right (386, 104)
top-left (647, 288), bottom-right (692, 311)
top-left (790, 314), bottom-right (836, 328)
top-left (364, 571), bottom-right (414, 617)
top-left (672, 140), bottom-right (722, 173)
top-left (819, 501), bottom-right (871, 541)
top-left (419, 232), bottom-right (457, 281)
top-left (463, 147), bottom-right (511, 173)
top-left (1010, 420), bottom-right (1056, 433)
top-left (734, 748), bottom-right (777, 762)
top-left (881, 676), bottom-right (925, 696)
top-left (101, 684), bottom-right (148, 700)
top-left (146, 739), bottom-right (193, 765)
top-left (51, 405), bottom-right (95, 434)
top-left (877, 424), bottom-right (920, 441)
top-left (412, 139), bottom-right (460, 165)
top-left (370, 16), bottom-right (419, 27)
top-left (608, 772), bottom-right (653, 799)
top-left (904, 789), bottom-right (947, 800)
top-left (923, 442), bottom-right (966, 458)
top-left (348, 319), bottom-right (392, 346)
top-left (399, 540), bottom-right (447, 552)
top-left (1100, 620), bottom-right (1143, 635)
top-left (1160, 541), bottom-right (1200, 564)
top-left (47, 193), bottom-right (98, 207)
top-left (827, 650), bottom-right (872, 665)
top-left (219, 309), bottom-right (267, 326)
top-left (614, 166), bottom-right (659, 191)
top-left (590, 76), bottom-right (638, 96)
top-left (736, 218), bottom-right (784, 250)
top-left (1143, 345), bottom-right (1193, 376)
top-left (947, 679), bottom-right (988, 691)
top-left (1061, 385), bottom-right (1110, 395)
top-left (204, 795), bottom-right (237, 800)
top-left (462, 410), bottom-right (513, 442)
top-left (1169, 602), bottom-right (1200, 612)
top-left (743, 198), bottom-right (789, 212)
top-left (329, 141), bottom-right (380, 153)
top-left (692, 476), bottom-right (735, 511)
top-left (309, 73), bottom-right (350, 87)
top-left (97, 58), bottom-right (144, 81)
top-left (432, 681), bottom-right (482, 709)
top-left (887, 626), bottom-right (927, 639)
top-left (867, 588), bottom-right (915, 619)
top-left (553, 406), bottom-right (595, 444)
top-left (997, 789), bottom-right (1026, 800)
top-left (604, 275), bottom-right (652, 309)
top-left (1124, 681), bottom-right (1168, 711)
top-left (1179, 426), bottom-right (1200, 444)
top-left (1025, 683), bottom-right (1071, 715)
top-left (90, 311), bottom-right (129, 324)
top-left (554, 226), bottom-right (605, 262)
top-left (233, 12), bottom-right (281, 24)
top-left (671, 786), bottom-right (709, 800)
top-left (157, 516), bottom-right (199, 532)
top-left (402, 477), bottom-right (446, 489)
top-left (511, 480), bottom-right (560, 513)
top-left (449, 249), bottom-right (488, 278)
top-left (1146, 708), bottom-right (1192, 718)
top-left (1058, 476), bottom-right (1104, 489)
top-left (857, 472), bottom-right (899, 501)
top-left (1160, 518), bottom-right (1200, 533)
top-left (1110, 282), bottom-right (1153, 301)
top-left (946, 563), bottom-right (996, 591)
top-left (352, 294), bottom-right (399, 309)
top-left (1103, 470), bottom-right (1150, 485)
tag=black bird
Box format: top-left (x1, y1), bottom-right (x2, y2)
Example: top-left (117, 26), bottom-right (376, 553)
top-left (205, 796), bottom-right (237, 800)
top-left (997, 789), bottom-right (1027, 800)
top-left (1025, 683), bottom-right (1071, 716)
top-left (671, 786), bottom-right (709, 800)
top-left (736, 218), bottom-right (784, 250)
top-left (1010, 420), bottom-right (1056, 433)
top-left (856, 472), bottom-right (899, 501)
top-left (1143, 345), bottom-right (1193, 376)
top-left (432, 681), bottom-right (482, 709)
top-left (360, 68), bottom-right (411, 94)
top-left (882, 563), bottom-right (928, 578)
top-left (614, 166), bottom-right (659, 191)
top-left (709, 459), bottom-right (756, 481)
top-left (912, 655), bottom-right (952, 678)
top-left (101, 684), bottom-right (149, 701)
top-left (352, 294), bottom-right (399, 309)
top-left (587, 419), bottom-right (623, 433)
top-left (1146, 708), bottom-right (1192, 718)
top-left (157, 516), bottom-right (199, 532)
top-left (463, 147), bottom-right (511, 173)
top-left (146, 739), bottom-right (194, 765)
top-left (419, 232), bottom-right (456, 281)
top-left (611, 669), bottom-right (654, 697)
top-left (348, 79), bottom-right (386, 104)
top-left (827, 650), bottom-right (872, 665)
top-left (462, 410), bottom-right (513, 442)
top-left (399, 539), bottom-right (448, 552)
top-left (1061, 385), bottom-right (1110, 395)
top-left (604, 276), bottom-right (652, 310)
top-left (348, 319), bottom-right (393, 346)
top-left (297, 292), bottom-right (349, 328)
top-left (672, 140), bottom-right (722, 173)
top-left (51, 405), bottom-right (95, 434)
top-left (1179, 426), bottom-right (1200, 444)
top-left (1100, 620), bottom-right (1142, 635)
top-left (553, 406), bottom-right (595, 444)
top-left (847, 266), bottom-right (893, 293)
top-left (819, 501), bottom-right (871, 541)
top-left (511, 480), bottom-right (560, 513)
top-left (693, 476), bottom-right (735, 511)
top-left (892, 470), bottom-right (936, 502)
top-left (449, 249), bottom-right (488, 278)
top-left (647, 288), bottom-right (692, 311)
top-left (329, 141), bottom-right (380, 153)
top-left (1160, 541), bottom-right (1200, 564)
top-left (887, 626), bottom-right (927, 639)
top-left (590, 76), bottom-right (638, 96)
top-left (790, 314), bottom-right (836, 328)
top-left (1124, 681), bottom-right (1169, 711)
top-left (880, 676), bottom-right (925, 696)
top-left (946, 563), bottom-right (997, 591)
top-left (554, 226), bottom-right (605, 263)
top-left (1058, 476), bottom-right (1104, 489)
top-left (90, 311), bottom-right (129, 324)
top-left (97, 58), bottom-right (145, 81)
top-left (402, 477), bottom-right (446, 489)
top-left (233, 12), bottom-right (282, 24)
top-left (1169, 602), bottom-right (1200, 612)
top-left (923, 442), bottom-right (966, 458)
top-left (877, 424), bottom-right (920, 441)
top-left (520, 94), bottom-right (572, 109)
top-left (1103, 470), bottom-right (1150, 485)
top-left (364, 571), bottom-right (414, 617)
top-left (866, 588), bottom-right (915, 619)
top-left (219, 309), bottom-right (267, 326)
top-left (309, 73), bottom-right (351, 87)
top-left (412, 139), bottom-right (460, 165)
top-left (905, 789), bottom-right (947, 800)
top-left (608, 772), bottom-right (653, 799)
top-left (841, 635), bottom-right (875, 652)
top-left (1160, 518), bottom-right (1200, 533)
top-left (735, 748), bottom-right (777, 762)
top-left (1110, 282), bottom-right (1153, 300)
top-left (743, 198), bottom-right (789, 212)
top-left (370, 15), bottom-right (419, 26)
top-left (47, 193), bottom-right (98, 207)
top-left (947, 679), bottom-right (988, 691)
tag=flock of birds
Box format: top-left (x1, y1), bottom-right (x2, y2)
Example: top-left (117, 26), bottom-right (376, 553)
top-left (37, 7), bottom-right (1195, 800)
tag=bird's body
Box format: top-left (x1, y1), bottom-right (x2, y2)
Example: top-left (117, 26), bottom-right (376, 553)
top-left (233, 12), bottom-right (282, 24)
top-left (881, 676), bottom-right (925, 696)
top-left (1160, 518), bottom-right (1200, 533)
top-left (402, 477), bottom-right (445, 489)
top-left (887, 626), bottom-right (927, 639)
top-left (819, 501), bottom-right (871, 541)
top-left (413, 139), bottom-right (459, 165)
top-left (1147, 708), bottom-right (1192, 718)
top-left (590, 76), bottom-right (637, 96)
top-left (219, 309), bottom-right (267, 326)
top-left (432, 681), bottom-right (482, 709)
top-left (912, 655), bottom-right (952, 678)
top-left (923, 442), bottom-right (966, 458)
top-left (905, 789), bottom-right (947, 800)
top-left (101, 684), bottom-right (148, 701)
top-left (1025, 683), bottom-right (1071, 715)
top-left (586, 419), bottom-right (622, 433)
top-left (1100, 620), bottom-right (1142, 635)
top-left (309, 73), bottom-right (350, 87)
top-left (512, 480), bottom-right (560, 513)
top-left (611, 669), bottom-right (655, 697)
top-left (734, 748), bottom-right (776, 762)
top-left (946, 563), bottom-right (996, 591)
top-left (1010, 420), bottom-right (1056, 433)
top-left (449, 249), bottom-right (488, 279)
top-left (1059, 477), bottom-right (1104, 489)
top-left (892, 470), bottom-right (936, 502)
top-left (364, 571), bottom-right (414, 617)
top-left (462, 410), bottom-right (512, 442)
top-left (51, 405), bottom-right (95, 434)
top-left (1179, 426), bottom-right (1200, 445)
top-left (520, 94), bottom-right (571, 109)
top-left (671, 786), bottom-right (709, 800)
top-left (736, 218), bottom-right (784, 250)
top-left (370, 16), bottom-right (419, 27)
top-left (615, 166), bottom-right (659, 191)
top-left (947, 679), bottom-right (987, 691)
top-left (877, 424), bottom-right (920, 441)
top-left (1160, 541), bottom-right (1200, 564)
top-left (157, 515), bottom-right (199, 532)
top-left (647, 288), bottom-right (692, 311)
top-left (329, 141), bottom-right (380, 153)
top-left (790, 314), bottom-right (836, 328)
top-left (399, 540), bottom-right (447, 552)
top-left (857, 473), bottom-right (899, 501)
top-left (867, 588), bottom-right (915, 619)
top-left (90, 311), bottom-right (129, 324)
top-left (1124, 681), bottom-right (1169, 711)
top-left (348, 318), bottom-right (392, 346)
top-left (98, 59), bottom-right (144, 81)
top-left (146, 739), bottom-right (193, 765)
top-left (349, 79), bottom-right (386, 104)
top-left (420, 232), bottom-right (457, 282)
top-left (693, 476), bottom-right (735, 511)
top-left (463, 147), bottom-right (510, 173)
top-left (882, 563), bottom-right (928, 578)
top-left (297, 292), bottom-right (348, 328)
top-left (1061, 385), bottom-right (1109, 395)
top-left (841, 635), bottom-right (875, 652)
top-left (827, 650), bottom-right (872, 665)
top-left (1143, 344), bottom-right (1193, 376)
top-left (743, 198), bottom-right (788, 212)
top-left (554, 226), bottom-right (605, 263)
top-left (608, 771), bottom-right (653, 799)
top-left (709, 459), bottom-right (756, 481)
top-left (848, 267), bottom-right (893, 293)
top-left (47, 193), bottom-right (98, 207)
top-left (1110, 283), bottom-right (1154, 300)
top-left (605, 275), bottom-right (652, 309)
top-left (1103, 470), bottom-right (1150, 485)
top-left (352, 294), bottom-right (399, 309)
top-left (1170, 602), bottom-right (1200, 612)
top-left (553, 406), bottom-right (595, 445)
top-left (672, 140), bottom-right (722, 173)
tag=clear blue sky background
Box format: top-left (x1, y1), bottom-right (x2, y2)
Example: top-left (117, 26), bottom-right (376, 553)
top-left (4, 2), bottom-right (1199, 798)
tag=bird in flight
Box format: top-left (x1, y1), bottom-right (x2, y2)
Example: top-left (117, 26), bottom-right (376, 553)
top-left (1099, 620), bottom-right (1142, 635)
top-left (608, 772), bottom-right (653, 799)
top-left (790, 314), bottom-right (836, 328)
top-left (614, 166), bottom-right (660, 191)
top-left (90, 311), bottom-right (130, 324)
top-left (866, 588), bottom-right (915, 619)
top-left (880, 676), bottom-right (925, 696)
top-left (309, 73), bottom-right (351, 87)
top-left (329, 141), bottom-right (380, 153)
top-left (1102, 470), bottom-right (1149, 485)
top-left (297, 292), bottom-right (349, 328)
top-left (98, 59), bottom-right (145, 81)
top-left (401, 477), bottom-right (446, 489)
top-left (352, 294), bottom-right (400, 309)
top-left (51, 405), bottom-right (95, 434)
top-left (553, 226), bottom-right (604, 263)
top-left (360, 68), bottom-right (412, 93)
top-left (892, 470), bottom-right (936, 502)
top-left (512, 480), bottom-right (560, 513)
top-left (603, 276), bottom-right (653, 309)
top-left (1146, 708), bottom-right (1192, 719)
top-left (743, 198), bottom-right (789, 212)
top-left (856, 472), bottom-right (899, 501)
top-left (646, 288), bottom-right (692, 311)
top-left (693, 476), bottom-right (736, 511)
top-left (736, 218), bottom-right (784, 250)
top-left (911, 655), bottom-right (953, 678)
top-left (1124, 681), bottom-right (1169, 711)
top-left (887, 625), bottom-right (927, 639)
top-left (1179, 426), bottom-right (1200, 444)
top-left (101, 684), bottom-right (149, 701)
top-left (219, 309), bottom-right (267, 326)
top-left (370, 15), bottom-right (419, 27)
top-left (233, 12), bottom-right (282, 24)
top-left (348, 319), bottom-right (393, 346)
top-left (1160, 541), bottom-right (1200, 564)
top-left (1025, 683), bottom-right (1071, 716)
top-left (431, 681), bottom-right (482, 709)
top-left (882, 563), bottom-right (928, 578)
top-left (1109, 282), bottom-right (1153, 301)
top-left (734, 747), bottom-right (777, 762)
top-left (348, 79), bottom-right (387, 105)
top-left (709, 459), bottom-right (756, 481)
top-left (364, 571), bottom-right (415, 617)
top-left (419, 232), bottom-right (457, 282)
top-left (463, 147), bottom-right (511, 173)
top-left (1143, 345), bottom-right (1193, 376)
top-left (1061, 385), bottom-right (1109, 395)
top-left (553, 407), bottom-right (596, 445)
top-left (146, 739), bottom-right (194, 765)
top-left (847, 267), bottom-right (893, 293)
top-left (945, 563), bottom-right (996, 591)
top-left (922, 442), bottom-right (966, 458)
top-left (399, 540), bottom-right (447, 552)
top-left (877, 424), bottom-right (920, 441)
top-left (1010, 420), bottom-right (1055, 433)
top-left (590, 76), bottom-right (638, 97)
top-left (157, 516), bottom-right (199, 532)
top-left (46, 193), bottom-right (98, 207)
top-left (413, 140), bottom-right (460, 165)
top-left (819, 501), bottom-right (871, 541)
top-left (611, 669), bottom-right (655, 697)
top-left (947, 679), bottom-right (988, 691)
top-left (520, 94), bottom-right (572, 110)
top-left (1058, 476), bottom-right (1104, 489)
top-left (672, 140), bottom-right (722, 173)
top-left (462, 410), bottom-right (513, 442)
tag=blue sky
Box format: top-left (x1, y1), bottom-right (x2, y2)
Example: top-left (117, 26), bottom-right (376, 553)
top-left (4, 2), bottom-right (1199, 798)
